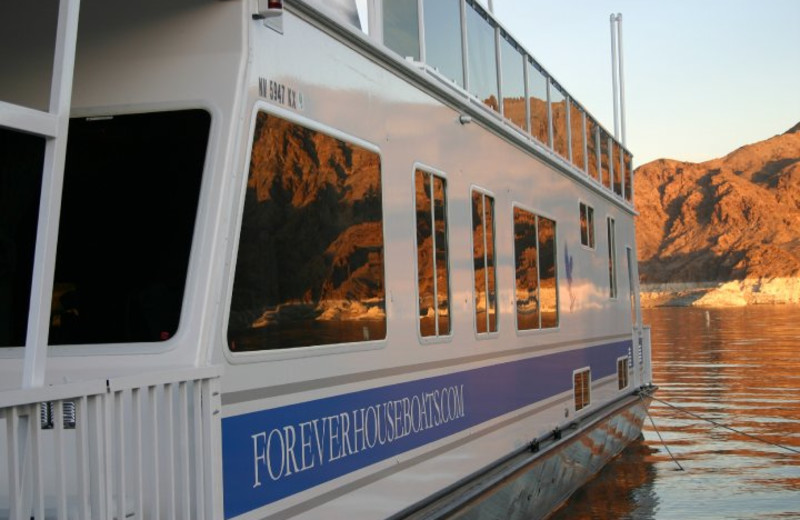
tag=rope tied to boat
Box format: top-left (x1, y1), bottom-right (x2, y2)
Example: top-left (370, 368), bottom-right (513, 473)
top-left (650, 395), bottom-right (800, 456)
top-left (639, 393), bottom-right (684, 471)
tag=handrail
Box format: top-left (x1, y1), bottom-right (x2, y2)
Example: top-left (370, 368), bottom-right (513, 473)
top-left (0, 366), bottom-right (224, 409)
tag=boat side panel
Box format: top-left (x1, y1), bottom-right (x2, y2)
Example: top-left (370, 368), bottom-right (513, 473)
top-left (215, 9), bottom-right (640, 519)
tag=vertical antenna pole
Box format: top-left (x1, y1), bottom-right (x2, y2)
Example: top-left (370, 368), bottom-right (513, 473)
top-left (617, 14), bottom-right (627, 146)
top-left (610, 14), bottom-right (620, 140)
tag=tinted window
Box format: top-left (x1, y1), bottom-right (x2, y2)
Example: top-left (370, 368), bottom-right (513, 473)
top-left (538, 216), bottom-right (558, 328)
top-left (500, 34), bottom-right (526, 130)
top-left (50, 110), bottom-right (209, 345)
top-left (466, 2), bottom-right (499, 111)
top-left (514, 207), bottom-right (538, 330)
top-left (586, 118), bottom-right (599, 181)
top-left (384, 0), bottom-right (420, 61)
top-left (416, 169), bottom-right (450, 337)
top-left (613, 141), bottom-right (623, 196)
top-left (570, 100), bottom-right (585, 171)
top-left (600, 130), bottom-right (611, 189)
top-left (228, 112), bottom-right (386, 351)
top-left (607, 217), bottom-right (617, 298)
top-left (0, 128), bottom-right (45, 347)
top-left (527, 61), bottom-right (549, 145)
top-left (423, 0), bottom-right (464, 87)
top-left (624, 151), bottom-right (633, 202)
top-left (579, 202), bottom-right (595, 249)
top-left (514, 207), bottom-right (559, 330)
top-left (550, 82), bottom-right (568, 158)
top-left (472, 190), bottom-right (497, 334)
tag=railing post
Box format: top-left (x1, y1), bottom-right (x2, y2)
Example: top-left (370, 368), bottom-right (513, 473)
top-left (22, 0), bottom-right (81, 389)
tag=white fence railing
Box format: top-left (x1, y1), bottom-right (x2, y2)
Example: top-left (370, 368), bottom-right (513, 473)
top-left (1, 367), bottom-right (223, 520)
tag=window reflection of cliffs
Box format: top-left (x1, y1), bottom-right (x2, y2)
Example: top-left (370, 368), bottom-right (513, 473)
top-left (472, 191), bottom-right (497, 333)
top-left (229, 112), bottom-right (386, 350)
top-left (514, 208), bottom-right (540, 326)
top-left (415, 170), bottom-right (450, 337)
top-left (514, 207), bottom-right (558, 330)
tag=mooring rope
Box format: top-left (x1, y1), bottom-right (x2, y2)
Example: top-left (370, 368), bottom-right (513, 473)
top-left (640, 394), bottom-right (684, 470)
top-left (649, 395), bottom-right (800, 456)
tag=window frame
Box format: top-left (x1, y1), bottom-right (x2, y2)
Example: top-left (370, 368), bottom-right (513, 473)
top-left (579, 201), bottom-right (595, 250)
top-left (224, 104), bottom-right (389, 362)
top-left (607, 216), bottom-right (618, 299)
top-left (470, 186), bottom-right (499, 338)
top-left (512, 203), bottom-right (560, 334)
top-left (413, 163), bottom-right (453, 344)
top-left (0, 104), bottom-right (217, 359)
top-left (45, 107), bottom-right (213, 351)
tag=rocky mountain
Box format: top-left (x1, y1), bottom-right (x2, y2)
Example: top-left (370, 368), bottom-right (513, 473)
top-left (634, 122), bottom-right (800, 305)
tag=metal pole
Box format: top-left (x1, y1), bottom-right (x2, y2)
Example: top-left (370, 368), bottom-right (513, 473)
top-left (610, 14), bottom-right (620, 140)
top-left (23, 0), bottom-right (81, 388)
top-left (617, 13), bottom-right (627, 146)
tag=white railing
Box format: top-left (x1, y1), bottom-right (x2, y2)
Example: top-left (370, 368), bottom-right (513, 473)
top-left (1, 367), bottom-right (223, 520)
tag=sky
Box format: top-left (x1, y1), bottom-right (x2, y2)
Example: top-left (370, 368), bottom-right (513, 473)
top-left (488, 0), bottom-right (800, 166)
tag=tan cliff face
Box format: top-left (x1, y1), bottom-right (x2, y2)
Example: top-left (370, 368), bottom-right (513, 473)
top-left (634, 122), bottom-right (800, 287)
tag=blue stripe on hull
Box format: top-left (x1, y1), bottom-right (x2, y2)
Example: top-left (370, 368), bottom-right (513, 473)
top-left (222, 340), bottom-right (631, 518)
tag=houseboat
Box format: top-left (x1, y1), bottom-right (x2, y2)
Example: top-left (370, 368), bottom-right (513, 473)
top-left (0, 0), bottom-right (653, 518)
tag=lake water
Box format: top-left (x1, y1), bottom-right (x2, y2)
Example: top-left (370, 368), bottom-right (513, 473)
top-left (551, 305), bottom-right (800, 519)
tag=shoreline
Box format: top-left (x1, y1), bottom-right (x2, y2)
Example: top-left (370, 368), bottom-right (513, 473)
top-left (640, 278), bottom-right (800, 308)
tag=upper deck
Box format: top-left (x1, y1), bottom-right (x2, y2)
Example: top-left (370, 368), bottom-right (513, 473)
top-left (293, 0), bottom-right (635, 207)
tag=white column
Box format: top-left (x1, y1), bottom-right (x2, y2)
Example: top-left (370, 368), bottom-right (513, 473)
top-left (23, 0), bottom-right (81, 388)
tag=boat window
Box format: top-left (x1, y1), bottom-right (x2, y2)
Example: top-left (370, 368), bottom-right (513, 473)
top-left (618, 357), bottom-right (629, 390)
top-left (500, 33), bottom-right (526, 130)
top-left (49, 110), bottom-right (209, 345)
top-left (228, 112), bottom-right (386, 351)
top-left (383, 0), bottom-right (420, 61)
top-left (0, 128), bottom-right (45, 347)
top-left (579, 202), bottom-right (595, 249)
top-left (569, 100), bottom-right (585, 172)
top-left (513, 206), bottom-right (559, 331)
top-left (465, 2), bottom-right (499, 112)
top-left (538, 216), bottom-right (558, 328)
top-left (423, 0), bottom-right (464, 88)
top-left (471, 190), bottom-right (497, 335)
top-left (607, 216), bottom-right (618, 299)
top-left (586, 117), bottom-right (599, 181)
top-left (527, 61), bottom-right (549, 146)
top-left (623, 150), bottom-right (633, 202)
top-left (600, 129), bottom-right (611, 189)
top-left (613, 141), bottom-right (623, 197)
top-left (574, 368), bottom-right (591, 411)
top-left (549, 81), bottom-right (568, 159)
top-left (416, 169), bottom-right (450, 338)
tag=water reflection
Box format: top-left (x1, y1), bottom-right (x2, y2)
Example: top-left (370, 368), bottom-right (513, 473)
top-left (552, 305), bottom-right (800, 519)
